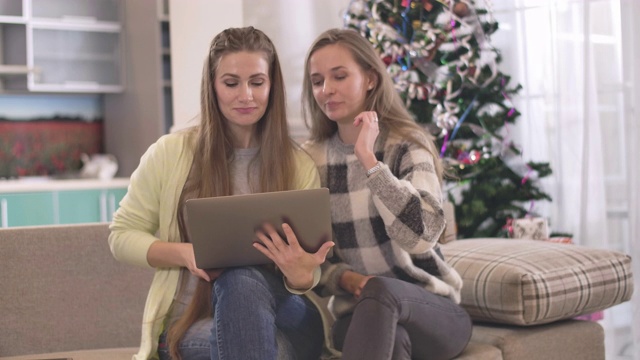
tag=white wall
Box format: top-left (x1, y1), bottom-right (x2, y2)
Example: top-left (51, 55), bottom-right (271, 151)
top-left (243, 0), bottom-right (348, 140)
top-left (169, 0), bottom-right (243, 132)
top-left (168, 0), bottom-right (349, 137)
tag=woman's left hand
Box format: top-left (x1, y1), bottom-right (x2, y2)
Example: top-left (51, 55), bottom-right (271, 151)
top-left (254, 222), bottom-right (334, 290)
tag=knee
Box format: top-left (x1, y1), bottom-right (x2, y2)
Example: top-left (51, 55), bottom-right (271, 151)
top-left (216, 267), bottom-right (265, 287)
top-left (359, 276), bottom-right (399, 305)
top-left (214, 267), bottom-right (273, 302)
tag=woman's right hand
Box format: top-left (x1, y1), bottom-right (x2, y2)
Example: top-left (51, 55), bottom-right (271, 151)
top-left (147, 241), bottom-right (223, 282)
top-left (353, 111), bottom-right (380, 171)
top-left (178, 243), bottom-right (216, 282)
top-left (339, 270), bottom-right (374, 299)
top-left (254, 222), bottom-right (334, 290)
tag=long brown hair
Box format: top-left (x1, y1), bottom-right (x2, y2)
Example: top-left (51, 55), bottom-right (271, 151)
top-left (301, 28), bottom-right (445, 183)
top-left (168, 26), bottom-right (296, 359)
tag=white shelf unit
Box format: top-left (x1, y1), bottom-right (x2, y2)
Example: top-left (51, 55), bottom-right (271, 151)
top-left (0, 0), bottom-right (24, 22)
top-left (0, 0), bottom-right (123, 93)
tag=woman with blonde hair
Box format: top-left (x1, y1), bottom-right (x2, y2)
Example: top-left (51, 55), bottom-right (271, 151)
top-left (301, 28), bottom-right (472, 360)
top-left (109, 26), bottom-right (332, 360)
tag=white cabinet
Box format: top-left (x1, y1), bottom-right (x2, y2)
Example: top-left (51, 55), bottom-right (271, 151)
top-left (31, 0), bottom-right (120, 22)
top-left (0, 0), bottom-right (122, 93)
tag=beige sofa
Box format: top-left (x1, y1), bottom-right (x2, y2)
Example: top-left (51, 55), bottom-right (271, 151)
top-left (0, 223), bottom-right (633, 360)
top-left (313, 237), bottom-right (633, 360)
top-left (0, 224), bottom-right (153, 360)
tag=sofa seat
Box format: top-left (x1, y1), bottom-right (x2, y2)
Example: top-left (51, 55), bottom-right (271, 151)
top-left (0, 347), bottom-right (137, 360)
top-left (455, 319), bottom-right (604, 360)
top-left (453, 342), bottom-right (502, 360)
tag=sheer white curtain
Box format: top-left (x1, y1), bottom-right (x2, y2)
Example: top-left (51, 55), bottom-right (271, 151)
top-left (491, 0), bottom-right (638, 359)
top-left (625, 3), bottom-right (640, 359)
top-left (622, 1), bottom-right (640, 360)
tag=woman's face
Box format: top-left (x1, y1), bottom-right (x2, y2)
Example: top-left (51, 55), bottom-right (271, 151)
top-left (215, 51), bottom-right (270, 146)
top-left (308, 44), bottom-right (374, 124)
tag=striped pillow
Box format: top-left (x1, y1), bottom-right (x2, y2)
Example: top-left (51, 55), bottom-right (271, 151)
top-left (441, 238), bottom-right (634, 326)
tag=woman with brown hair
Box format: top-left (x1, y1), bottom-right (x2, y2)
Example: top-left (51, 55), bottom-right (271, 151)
top-left (301, 28), bottom-right (472, 360)
top-left (109, 26), bottom-right (332, 360)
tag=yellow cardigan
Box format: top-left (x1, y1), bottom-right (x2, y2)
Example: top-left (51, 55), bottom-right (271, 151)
top-left (108, 130), bottom-right (321, 359)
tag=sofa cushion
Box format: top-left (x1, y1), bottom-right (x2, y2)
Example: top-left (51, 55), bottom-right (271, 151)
top-left (441, 238), bottom-right (633, 325)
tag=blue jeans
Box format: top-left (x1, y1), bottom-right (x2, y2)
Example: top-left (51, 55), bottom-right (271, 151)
top-left (332, 277), bottom-right (472, 360)
top-left (159, 266), bottom-right (324, 360)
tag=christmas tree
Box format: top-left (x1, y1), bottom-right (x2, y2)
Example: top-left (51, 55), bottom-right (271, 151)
top-left (345, 0), bottom-right (552, 238)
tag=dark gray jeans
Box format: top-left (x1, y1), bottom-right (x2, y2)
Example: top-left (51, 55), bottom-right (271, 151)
top-left (332, 277), bottom-right (472, 360)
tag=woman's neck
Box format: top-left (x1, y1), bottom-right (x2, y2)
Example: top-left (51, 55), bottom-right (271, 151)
top-left (230, 126), bottom-right (257, 149)
top-left (336, 122), bottom-right (359, 145)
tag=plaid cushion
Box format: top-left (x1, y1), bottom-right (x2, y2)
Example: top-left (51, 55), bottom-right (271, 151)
top-left (441, 238), bottom-right (634, 326)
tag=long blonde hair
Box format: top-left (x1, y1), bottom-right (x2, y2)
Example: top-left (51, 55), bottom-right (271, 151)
top-left (168, 26), bottom-right (296, 359)
top-left (301, 28), bottom-right (444, 183)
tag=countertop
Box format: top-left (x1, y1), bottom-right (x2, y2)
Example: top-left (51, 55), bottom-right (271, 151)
top-left (0, 177), bottom-right (130, 193)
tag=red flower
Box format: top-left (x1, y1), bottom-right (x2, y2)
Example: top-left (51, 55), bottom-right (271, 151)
top-left (12, 142), bottom-right (25, 157)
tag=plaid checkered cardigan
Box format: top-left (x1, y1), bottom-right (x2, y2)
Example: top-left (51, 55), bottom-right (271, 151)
top-left (303, 132), bottom-right (463, 316)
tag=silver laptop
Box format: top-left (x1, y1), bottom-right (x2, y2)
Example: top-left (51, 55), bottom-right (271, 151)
top-left (185, 188), bottom-right (332, 269)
